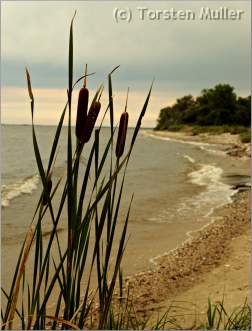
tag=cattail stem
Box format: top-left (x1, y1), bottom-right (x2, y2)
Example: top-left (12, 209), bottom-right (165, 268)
top-left (84, 64), bottom-right (87, 88)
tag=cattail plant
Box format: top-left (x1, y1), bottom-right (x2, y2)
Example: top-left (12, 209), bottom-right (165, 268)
top-left (116, 112), bottom-right (129, 159)
top-left (82, 99), bottom-right (101, 143)
top-left (116, 89), bottom-right (129, 159)
top-left (1, 13), bottom-right (153, 330)
top-left (75, 64), bottom-right (89, 143)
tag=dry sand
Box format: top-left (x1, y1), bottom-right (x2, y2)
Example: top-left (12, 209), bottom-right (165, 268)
top-left (125, 190), bottom-right (250, 328)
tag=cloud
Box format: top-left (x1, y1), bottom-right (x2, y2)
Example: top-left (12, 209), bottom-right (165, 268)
top-left (1, 86), bottom-right (170, 127)
top-left (1, 1), bottom-right (250, 125)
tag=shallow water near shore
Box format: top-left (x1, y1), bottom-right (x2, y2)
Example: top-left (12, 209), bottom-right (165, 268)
top-left (1, 125), bottom-right (250, 293)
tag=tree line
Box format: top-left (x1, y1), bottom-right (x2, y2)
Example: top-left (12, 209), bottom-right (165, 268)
top-left (155, 84), bottom-right (251, 130)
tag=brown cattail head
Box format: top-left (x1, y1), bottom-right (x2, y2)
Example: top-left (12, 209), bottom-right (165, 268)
top-left (42, 177), bottom-right (52, 206)
top-left (82, 101), bottom-right (101, 143)
top-left (116, 112), bottom-right (129, 158)
top-left (75, 87), bottom-right (89, 142)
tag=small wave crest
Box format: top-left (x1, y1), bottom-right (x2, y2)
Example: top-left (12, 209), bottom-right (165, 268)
top-left (181, 164), bottom-right (235, 216)
top-left (146, 163), bottom-right (235, 225)
top-left (189, 164), bottom-right (223, 187)
top-left (1, 175), bottom-right (39, 208)
top-left (183, 154), bottom-right (196, 164)
top-left (148, 163), bottom-right (236, 268)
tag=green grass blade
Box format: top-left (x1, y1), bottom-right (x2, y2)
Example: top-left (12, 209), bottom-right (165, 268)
top-left (33, 251), bottom-right (68, 327)
top-left (100, 196), bottom-right (133, 328)
top-left (65, 11), bottom-right (76, 321)
top-left (47, 102), bottom-right (68, 175)
top-left (130, 81), bottom-right (153, 153)
top-left (1, 241), bottom-right (25, 325)
top-left (108, 74), bottom-right (114, 138)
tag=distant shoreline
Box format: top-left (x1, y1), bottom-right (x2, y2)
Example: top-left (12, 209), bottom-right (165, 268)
top-left (151, 129), bottom-right (240, 145)
top-left (1, 123), bottom-right (154, 130)
top-left (149, 129), bottom-right (251, 158)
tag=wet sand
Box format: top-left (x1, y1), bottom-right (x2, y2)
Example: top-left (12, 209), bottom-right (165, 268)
top-left (152, 130), bottom-right (240, 145)
top-left (125, 189), bottom-right (250, 328)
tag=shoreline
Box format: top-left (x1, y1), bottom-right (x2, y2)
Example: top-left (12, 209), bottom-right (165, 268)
top-left (119, 130), bottom-right (251, 328)
top-left (149, 130), bottom-right (251, 158)
top-left (125, 189), bottom-right (250, 328)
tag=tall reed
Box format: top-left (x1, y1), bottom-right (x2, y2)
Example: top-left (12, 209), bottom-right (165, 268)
top-left (1, 14), bottom-right (152, 330)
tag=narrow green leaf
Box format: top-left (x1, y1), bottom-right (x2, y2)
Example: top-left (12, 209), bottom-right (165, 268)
top-left (130, 81), bottom-right (153, 152)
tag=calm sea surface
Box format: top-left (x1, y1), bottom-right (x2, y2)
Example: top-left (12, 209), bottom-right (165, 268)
top-left (1, 125), bottom-right (250, 291)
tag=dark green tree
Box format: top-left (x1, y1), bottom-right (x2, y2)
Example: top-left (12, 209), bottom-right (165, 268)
top-left (155, 84), bottom-right (250, 129)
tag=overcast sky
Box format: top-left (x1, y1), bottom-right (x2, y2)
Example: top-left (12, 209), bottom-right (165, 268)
top-left (1, 1), bottom-right (251, 126)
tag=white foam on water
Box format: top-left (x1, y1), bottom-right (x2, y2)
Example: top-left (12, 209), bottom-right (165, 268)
top-left (1, 175), bottom-right (39, 208)
top-left (146, 163), bottom-right (235, 225)
top-left (183, 154), bottom-right (196, 164)
top-left (189, 164), bottom-right (223, 186)
top-left (148, 163), bottom-right (237, 268)
top-left (179, 164), bottom-right (236, 217)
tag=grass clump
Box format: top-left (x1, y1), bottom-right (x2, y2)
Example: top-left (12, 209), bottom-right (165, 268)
top-left (240, 130), bottom-right (251, 143)
top-left (103, 296), bottom-right (251, 330)
top-left (1, 14), bottom-right (153, 330)
top-left (165, 123), bottom-right (184, 132)
top-left (191, 125), bottom-right (250, 137)
top-left (202, 298), bottom-right (251, 330)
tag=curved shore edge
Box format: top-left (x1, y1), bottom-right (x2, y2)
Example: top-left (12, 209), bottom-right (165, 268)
top-left (144, 129), bottom-right (251, 158)
top-left (143, 128), bottom-right (247, 268)
top-left (124, 189), bottom-right (250, 327)
top-left (119, 130), bottom-right (251, 327)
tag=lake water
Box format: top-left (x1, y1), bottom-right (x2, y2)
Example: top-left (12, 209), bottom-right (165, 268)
top-left (1, 125), bottom-right (250, 292)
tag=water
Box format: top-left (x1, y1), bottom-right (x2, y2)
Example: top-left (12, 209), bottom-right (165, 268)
top-left (1, 124), bottom-right (250, 291)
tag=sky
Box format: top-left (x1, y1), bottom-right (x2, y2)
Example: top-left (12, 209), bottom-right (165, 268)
top-left (1, 1), bottom-right (251, 127)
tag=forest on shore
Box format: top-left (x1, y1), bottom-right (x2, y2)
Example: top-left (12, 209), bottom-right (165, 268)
top-left (155, 84), bottom-right (251, 142)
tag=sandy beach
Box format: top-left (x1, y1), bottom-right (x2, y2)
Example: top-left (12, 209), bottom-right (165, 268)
top-left (123, 189), bottom-right (250, 327)
top-left (120, 130), bottom-right (251, 328)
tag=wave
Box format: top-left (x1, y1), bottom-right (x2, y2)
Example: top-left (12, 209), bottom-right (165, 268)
top-left (146, 163), bottom-right (235, 225)
top-left (189, 164), bottom-right (223, 187)
top-left (1, 175), bottom-right (39, 208)
top-left (183, 154), bottom-right (196, 164)
top-left (185, 163), bottom-right (235, 213)
top-left (148, 163), bottom-right (236, 268)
